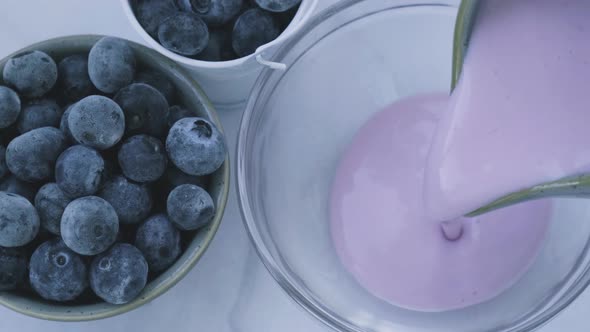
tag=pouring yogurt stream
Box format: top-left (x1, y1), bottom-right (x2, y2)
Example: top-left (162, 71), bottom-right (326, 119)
top-left (330, 0), bottom-right (590, 312)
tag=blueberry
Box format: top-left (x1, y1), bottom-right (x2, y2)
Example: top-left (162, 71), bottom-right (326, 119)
top-left (90, 243), bottom-right (148, 304)
top-left (29, 239), bottom-right (87, 302)
top-left (17, 99), bottom-right (61, 134)
top-left (135, 70), bottom-right (176, 104)
top-left (55, 145), bottom-right (105, 198)
top-left (0, 86), bottom-right (21, 129)
top-left (6, 127), bottom-right (67, 182)
top-left (58, 54), bottom-right (95, 102)
top-left (254, 0), bottom-right (300, 12)
top-left (134, 0), bottom-right (179, 37)
top-left (114, 83), bottom-right (169, 137)
top-left (2, 51), bottom-right (58, 98)
top-left (0, 247), bottom-right (27, 291)
top-left (167, 184), bottom-right (215, 230)
top-left (68, 95), bottom-right (125, 149)
top-left (118, 135), bottom-right (168, 183)
top-left (0, 192), bottom-right (39, 247)
top-left (88, 37), bottom-right (136, 94)
top-left (167, 105), bottom-right (197, 128)
top-left (232, 8), bottom-right (280, 57)
top-left (196, 28), bottom-right (236, 61)
top-left (0, 175), bottom-right (37, 202)
top-left (0, 145), bottom-right (7, 180)
top-left (34, 183), bottom-right (72, 235)
top-left (61, 196), bottom-right (119, 256)
top-left (59, 104), bottom-right (75, 142)
top-left (166, 117), bottom-right (226, 176)
top-left (157, 13), bottom-right (209, 56)
top-left (178, 0), bottom-right (244, 26)
top-left (98, 175), bottom-right (153, 225)
top-left (135, 214), bottom-right (181, 272)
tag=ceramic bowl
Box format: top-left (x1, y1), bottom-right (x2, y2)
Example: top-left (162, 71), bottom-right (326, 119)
top-left (0, 35), bottom-right (230, 322)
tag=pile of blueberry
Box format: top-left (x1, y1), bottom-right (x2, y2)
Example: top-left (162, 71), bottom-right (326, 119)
top-left (0, 36), bottom-right (226, 305)
top-left (132, 0), bottom-right (301, 60)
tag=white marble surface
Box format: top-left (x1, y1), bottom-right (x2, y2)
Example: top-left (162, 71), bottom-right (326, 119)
top-left (0, 1), bottom-right (587, 331)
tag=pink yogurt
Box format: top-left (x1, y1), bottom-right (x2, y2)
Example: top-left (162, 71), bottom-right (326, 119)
top-left (330, 0), bottom-right (590, 311)
top-left (330, 95), bottom-right (551, 312)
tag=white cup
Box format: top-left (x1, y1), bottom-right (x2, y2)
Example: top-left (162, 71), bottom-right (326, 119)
top-left (121, 0), bottom-right (319, 107)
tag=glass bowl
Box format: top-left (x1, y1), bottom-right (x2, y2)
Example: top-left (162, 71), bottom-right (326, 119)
top-left (236, 0), bottom-right (590, 331)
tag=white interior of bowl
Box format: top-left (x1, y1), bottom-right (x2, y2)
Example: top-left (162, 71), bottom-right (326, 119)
top-left (238, 1), bottom-right (590, 331)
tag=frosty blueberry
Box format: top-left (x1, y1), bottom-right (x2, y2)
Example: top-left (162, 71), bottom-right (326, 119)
top-left (232, 8), bottom-right (280, 57)
top-left (0, 192), bottom-right (40, 247)
top-left (58, 54), bottom-right (95, 102)
top-left (6, 127), bottom-right (67, 182)
top-left (61, 196), bottom-right (119, 256)
top-left (68, 95), bottom-right (125, 150)
top-left (88, 37), bottom-right (136, 93)
top-left (34, 183), bottom-right (72, 235)
top-left (157, 13), bottom-right (209, 56)
top-left (134, 0), bottom-right (179, 37)
top-left (166, 117), bottom-right (225, 176)
top-left (167, 184), bottom-right (215, 230)
top-left (118, 135), bottom-right (168, 183)
top-left (29, 239), bottom-right (87, 302)
top-left (55, 145), bottom-right (105, 198)
top-left (2, 50), bottom-right (57, 97)
top-left (0, 86), bottom-right (21, 129)
top-left (90, 243), bottom-right (148, 304)
top-left (17, 99), bottom-right (61, 133)
top-left (98, 175), bottom-right (153, 225)
top-left (59, 103), bottom-right (75, 142)
top-left (135, 214), bottom-right (181, 272)
top-left (114, 83), bottom-right (169, 137)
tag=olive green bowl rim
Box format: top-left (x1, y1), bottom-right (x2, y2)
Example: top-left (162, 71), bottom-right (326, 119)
top-left (0, 35), bottom-right (230, 322)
